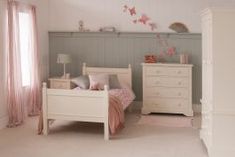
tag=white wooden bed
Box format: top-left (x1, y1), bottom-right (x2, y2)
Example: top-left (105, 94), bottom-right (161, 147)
top-left (43, 63), bottom-right (132, 140)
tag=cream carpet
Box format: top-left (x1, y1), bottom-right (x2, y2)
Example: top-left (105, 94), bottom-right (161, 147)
top-left (0, 111), bottom-right (208, 157)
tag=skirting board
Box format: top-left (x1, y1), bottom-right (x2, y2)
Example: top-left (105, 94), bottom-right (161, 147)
top-left (131, 101), bottom-right (202, 114)
top-left (0, 116), bottom-right (8, 130)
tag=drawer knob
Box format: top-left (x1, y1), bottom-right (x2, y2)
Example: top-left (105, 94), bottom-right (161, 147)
top-left (155, 70), bottom-right (160, 74)
top-left (178, 81), bottom-right (182, 85)
top-left (178, 92), bottom-right (182, 96)
top-left (177, 71), bottom-right (182, 74)
top-left (178, 103), bottom-right (182, 107)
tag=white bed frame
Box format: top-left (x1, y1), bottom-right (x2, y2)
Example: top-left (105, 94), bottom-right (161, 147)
top-left (43, 63), bottom-right (132, 140)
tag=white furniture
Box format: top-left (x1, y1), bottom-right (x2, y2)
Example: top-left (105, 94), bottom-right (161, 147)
top-left (43, 63), bottom-right (132, 140)
top-left (49, 78), bottom-right (76, 89)
top-left (200, 8), bottom-right (235, 157)
top-left (141, 63), bottom-right (193, 116)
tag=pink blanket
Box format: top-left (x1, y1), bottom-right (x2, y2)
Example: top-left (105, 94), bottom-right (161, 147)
top-left (108, 95), bottom-right (124, 135)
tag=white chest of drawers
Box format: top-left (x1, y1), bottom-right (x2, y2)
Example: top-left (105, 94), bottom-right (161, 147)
top-left (142, 63), bottom-right (193, 116)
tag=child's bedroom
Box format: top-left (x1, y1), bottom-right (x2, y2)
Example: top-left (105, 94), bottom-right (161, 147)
top-left (0, 0), bottom-right (235, 157)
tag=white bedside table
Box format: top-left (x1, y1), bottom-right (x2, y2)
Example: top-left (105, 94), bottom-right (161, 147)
top-left (49, 77), bottom-right (76, 89)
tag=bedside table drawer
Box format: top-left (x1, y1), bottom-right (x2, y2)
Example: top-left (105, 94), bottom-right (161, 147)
top-left (49, 78), bottom-right (75, 89)
top-left (50, 81), bottom-right (70, 89)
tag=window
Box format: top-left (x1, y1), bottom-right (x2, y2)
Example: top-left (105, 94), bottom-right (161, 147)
top-left (19, 12), bottom-right (31, 86)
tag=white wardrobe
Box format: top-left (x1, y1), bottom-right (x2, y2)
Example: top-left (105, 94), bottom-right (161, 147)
top-left (200, 8), bottom-right (235, 157)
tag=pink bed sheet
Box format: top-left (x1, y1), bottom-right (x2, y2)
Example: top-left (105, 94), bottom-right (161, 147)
top-left (109, 88), bottom-right (135, 110)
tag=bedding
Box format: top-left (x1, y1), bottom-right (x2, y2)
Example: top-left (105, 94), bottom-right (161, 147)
top-left (71, 75), bottom-right (89, 89)
top-left (73, 74), bottom-right (122, 90)
top-left (89, 74), bottom-right (109, 90)
top-left (73, 86), bottom-right (135, 110)
top-left (108, 88), bottom-right (135, 134)
top-left (109, 74), bottom-right (121, 89)
top-left (108, 95), bottom-right (124, 134)
top-left (109, 88), bottom-right (135, 110)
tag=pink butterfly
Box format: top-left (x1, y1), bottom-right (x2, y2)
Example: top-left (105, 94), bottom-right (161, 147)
top-left (129, 7), bottom-right (136, 16)
top-left (149, 22), bottom-right (157, 31)
top-left (138, 14), bottom-right (150, 25)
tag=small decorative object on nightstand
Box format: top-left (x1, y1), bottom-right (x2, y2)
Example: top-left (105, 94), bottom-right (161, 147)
top-left (57, 54), bottom-right (71, 79)
top-left (49, 77), bottom-right (76, 89)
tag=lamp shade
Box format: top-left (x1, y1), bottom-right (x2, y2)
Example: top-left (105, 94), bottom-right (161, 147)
top-left (57, 54), bottom-right (71, 64)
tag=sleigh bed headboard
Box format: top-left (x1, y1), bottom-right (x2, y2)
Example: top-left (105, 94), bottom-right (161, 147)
top-left (82, 63), bottom-right (132, 88)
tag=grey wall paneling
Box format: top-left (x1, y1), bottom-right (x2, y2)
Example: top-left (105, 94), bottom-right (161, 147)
top-left (49, 32), bottom-right (202, 103)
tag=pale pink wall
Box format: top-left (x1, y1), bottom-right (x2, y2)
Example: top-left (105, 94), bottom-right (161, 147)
top-left (48, 0), bottom-right (235, 33)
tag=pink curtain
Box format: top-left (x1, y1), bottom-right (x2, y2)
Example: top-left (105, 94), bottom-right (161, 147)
top-left (7, 0), bottom-right (41, 127)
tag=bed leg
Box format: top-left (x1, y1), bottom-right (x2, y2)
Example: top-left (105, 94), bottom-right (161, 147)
top-left (43, 119), bottom-right (49, 135)
top-left (42, 82), bottom-right (49, 135)
top-left (104, 122), bottom-right (109, 140)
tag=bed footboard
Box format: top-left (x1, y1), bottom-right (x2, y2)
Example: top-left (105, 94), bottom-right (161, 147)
top-left (42, 82), bottom-right (109, 140)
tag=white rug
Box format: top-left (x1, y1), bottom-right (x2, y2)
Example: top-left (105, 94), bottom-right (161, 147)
top-left (138, 114), bottom-right (193, 128)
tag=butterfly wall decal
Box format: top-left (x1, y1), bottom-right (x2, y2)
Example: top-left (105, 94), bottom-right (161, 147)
top-left (138, 14), bottom-right (150, 25)
top-left (129, 7), bottom-right (136, 16)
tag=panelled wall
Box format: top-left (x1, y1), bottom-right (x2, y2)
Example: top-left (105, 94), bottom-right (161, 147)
top-left (49, 32), bottom-right (201, 103)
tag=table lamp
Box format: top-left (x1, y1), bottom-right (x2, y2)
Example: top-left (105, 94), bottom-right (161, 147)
top-left (57, 54), bottom-right (71, 78)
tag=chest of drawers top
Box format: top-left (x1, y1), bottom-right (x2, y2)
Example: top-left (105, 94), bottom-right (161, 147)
top-left (142, 63), bottom-right (193, 76)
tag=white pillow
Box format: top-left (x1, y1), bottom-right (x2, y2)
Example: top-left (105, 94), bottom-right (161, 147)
top-left (71, 75), bottom-right (89, 89)
top-left (89, 74), bottom-right (109, 90)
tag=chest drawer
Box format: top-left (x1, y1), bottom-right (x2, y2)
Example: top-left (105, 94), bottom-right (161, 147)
top-left (146, 67), bottom-right (189, 77)
top-left (146, 76), bottom-right (189, 88)
top-left (144, 98), bottom-right (188, 110)
top-left (145, 87), bottom-right (189, 99)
